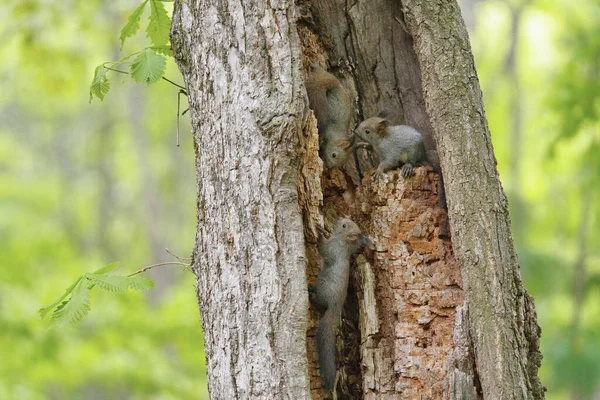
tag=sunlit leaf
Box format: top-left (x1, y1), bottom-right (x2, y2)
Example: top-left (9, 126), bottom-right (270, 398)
top-left (150, 45), bottom-right (172, 56)
top-left (92, 262), bottom-right (120, 275)
top-left (39, 277), bottom-right (82, 319)
top-left (86, 273), bottom-right (130, 293)
top-left (146, 0), bottom-right (171, 48)
top-left (130, 48), bottom-right (166, 84)
top-left (89, 65), bottom-right (110, 102)
top-left (120, 1), bottom-right (149, 50)
top-left (50, 279), bottom-right (91, 326)
top-left (127, 275), bottom-right (155, 291)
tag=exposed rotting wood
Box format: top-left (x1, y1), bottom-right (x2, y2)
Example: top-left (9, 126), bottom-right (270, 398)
top-left (298, 0), bottom-right (468, 397)
top-left (354, 167), bottom-right (460, 399)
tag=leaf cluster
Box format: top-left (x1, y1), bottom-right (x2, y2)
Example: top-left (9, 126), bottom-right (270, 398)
top-left (39, 263), bottom-right (154, 326)
top-left (89, 0), bottom-right (176, 103)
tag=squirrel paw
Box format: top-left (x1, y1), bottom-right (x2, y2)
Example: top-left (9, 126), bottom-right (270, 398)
top-left (400, 163), bottom-right (414, 178)
top-left (373, 167), bottom-right (384, 180)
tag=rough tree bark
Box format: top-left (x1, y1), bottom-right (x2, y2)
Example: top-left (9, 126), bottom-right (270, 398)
top-left (171, 0), bottom-right (544, 399)
top-left (170, 1), bottom-right (310, 398)
top-left (402, 2), bottom-right (544, 398)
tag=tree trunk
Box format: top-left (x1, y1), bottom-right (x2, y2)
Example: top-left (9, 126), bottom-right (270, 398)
top-left (402, 2), bottom-right (544, 398)
top-left (171, 0), bottom-right (544, 399)
top-left (170, 1), bottom-right (311, 398)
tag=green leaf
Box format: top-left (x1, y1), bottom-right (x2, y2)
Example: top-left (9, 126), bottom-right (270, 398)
top-left (127, 275), bottom-right (155, 290)
top-left (150, 45), bottom-right (172, 56)
top-left (39, 277), bottom-right (82, 319)
top-left (119, 1), bottom-right (149, 50)
top-left (92, 262), bottom-right (120, 275)
top-left (89, 65), bottom-right (111, 103)
top-left (130, 49), bottom-right (166, 85)
top-left (50, 279), bottom-right (91, 326)
top-left (85, 273), bottom-right (130, 293)
top-left (146, 0), bottom-right (171, 47)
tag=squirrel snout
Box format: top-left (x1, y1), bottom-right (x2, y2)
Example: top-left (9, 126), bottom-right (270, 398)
top-left (360, 234), bottom-right (375, 250)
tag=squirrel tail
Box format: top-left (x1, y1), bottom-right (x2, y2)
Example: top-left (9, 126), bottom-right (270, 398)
top-left (306, 65), bottom-right (332, 133)
top-left (317, 302), bottom-right (343, 391)
top-left (426, 150), bottom-right (447, 209)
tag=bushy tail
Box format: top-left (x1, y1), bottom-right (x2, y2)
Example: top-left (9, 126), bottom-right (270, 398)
top-left (426, 150), bottom-right (447, 209)
top-left (317, 303), bottom-right (343, 391)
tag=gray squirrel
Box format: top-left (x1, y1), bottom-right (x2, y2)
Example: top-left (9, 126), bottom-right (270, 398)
top-left (309, 218), bottom-right (374, 391)
top-left (355, 116), bottom-right (446, 208)
top-left (305, 64), bottom-right (354, 169)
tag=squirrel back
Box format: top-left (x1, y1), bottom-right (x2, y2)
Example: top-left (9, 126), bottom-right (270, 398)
top-left (305, 65), bottom-right (353, 169)
top-left (312, 218), bottom-right (374, 391)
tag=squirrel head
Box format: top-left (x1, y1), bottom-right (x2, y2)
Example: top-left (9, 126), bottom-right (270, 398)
top-left (356, 117), bottom-right (390, 143)
top-left (334, 218), bottom-right (375, 251)
top-left (322, 137), bottom-right (353, 169)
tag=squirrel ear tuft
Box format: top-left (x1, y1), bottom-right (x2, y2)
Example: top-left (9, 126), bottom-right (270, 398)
top-left (378, 108), bottom-right (392, 119)
top-left (377, 119), bottom-right (390, 135)
top-left (335, 140), bottom-right (352, 150)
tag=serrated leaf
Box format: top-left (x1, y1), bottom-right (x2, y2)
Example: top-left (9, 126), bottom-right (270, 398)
top-left (89, 65), bottom-right (110, 103)
top-left (50, 279), bottom-right (91, 326)
top-left (86, 273), bottom-right (130, 293)
top-left (119, 0), bottom-right (148, 50)
top-left (150, 45), bottom-right (172, 56)
top-left (146, 0), bottom-right (171, 47)
top-left (130, 49), bottom-right (166, 85)
top-left (127, 275), bottom-right (155, 290)
top-left (39, 277), bottom-right (82, 319)
top-left (92, 262), bottom-right (120, 275)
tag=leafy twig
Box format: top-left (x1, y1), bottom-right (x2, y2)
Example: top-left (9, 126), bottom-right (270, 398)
top-left (39, 259), bottom-right (190, 327)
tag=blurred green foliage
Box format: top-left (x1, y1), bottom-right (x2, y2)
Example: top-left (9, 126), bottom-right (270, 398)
top-left (0, 0), bottom-right (207, 398)
top-left (468, 0), bottom-right (600, 397)
top-left (1, 0), bottom-right (598, 398)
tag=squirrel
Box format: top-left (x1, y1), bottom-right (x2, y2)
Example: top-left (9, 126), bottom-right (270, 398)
top-left (305, 64), bottom-right (354, 169)
top-left (355, 116), bottom-right (446, 208)
top-left (309, 218), bottom-right (374, 391)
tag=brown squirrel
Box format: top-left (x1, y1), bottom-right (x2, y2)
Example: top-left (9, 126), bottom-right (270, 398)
top-left (305, 64), bottom-right (354, 169)
top-left (355, 117), bottom-right (446, 208)
top-left (309, 218), bottom-right (374, 391)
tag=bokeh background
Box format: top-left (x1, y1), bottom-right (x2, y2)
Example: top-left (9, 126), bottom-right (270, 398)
top-left (0, 0), bottom-right (598, 399)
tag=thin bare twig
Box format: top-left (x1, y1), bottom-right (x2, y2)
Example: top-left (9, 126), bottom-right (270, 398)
top-left (165, 247), bottom-right (191, 262)
top-left (127, 261), bottom-right (189, 277)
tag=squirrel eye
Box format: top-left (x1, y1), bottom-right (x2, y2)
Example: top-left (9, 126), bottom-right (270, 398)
top-left (342, 223), bottom-right (347, 228)
top-left (332, 153), bottom-right (337, 158)
top-left (365, 129), bottom-right (370, 135)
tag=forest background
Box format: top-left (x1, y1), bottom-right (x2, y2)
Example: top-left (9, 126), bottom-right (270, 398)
top-left (0, 0), bottom-right (598, 398)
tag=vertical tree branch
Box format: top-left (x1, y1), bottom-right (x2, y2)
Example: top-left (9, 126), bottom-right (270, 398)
top-left (402, 0), bottom-right (544, 398)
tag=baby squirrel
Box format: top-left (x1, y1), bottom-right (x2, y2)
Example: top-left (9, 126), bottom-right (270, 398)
top-left (355, 117), bottom-right (437, 178)
top-left (355, 117), bottom-right (446, 208)
top-left (310, 218), bottom-right (374, 391)
top-left (305, 64), bottom-right (354, 169)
